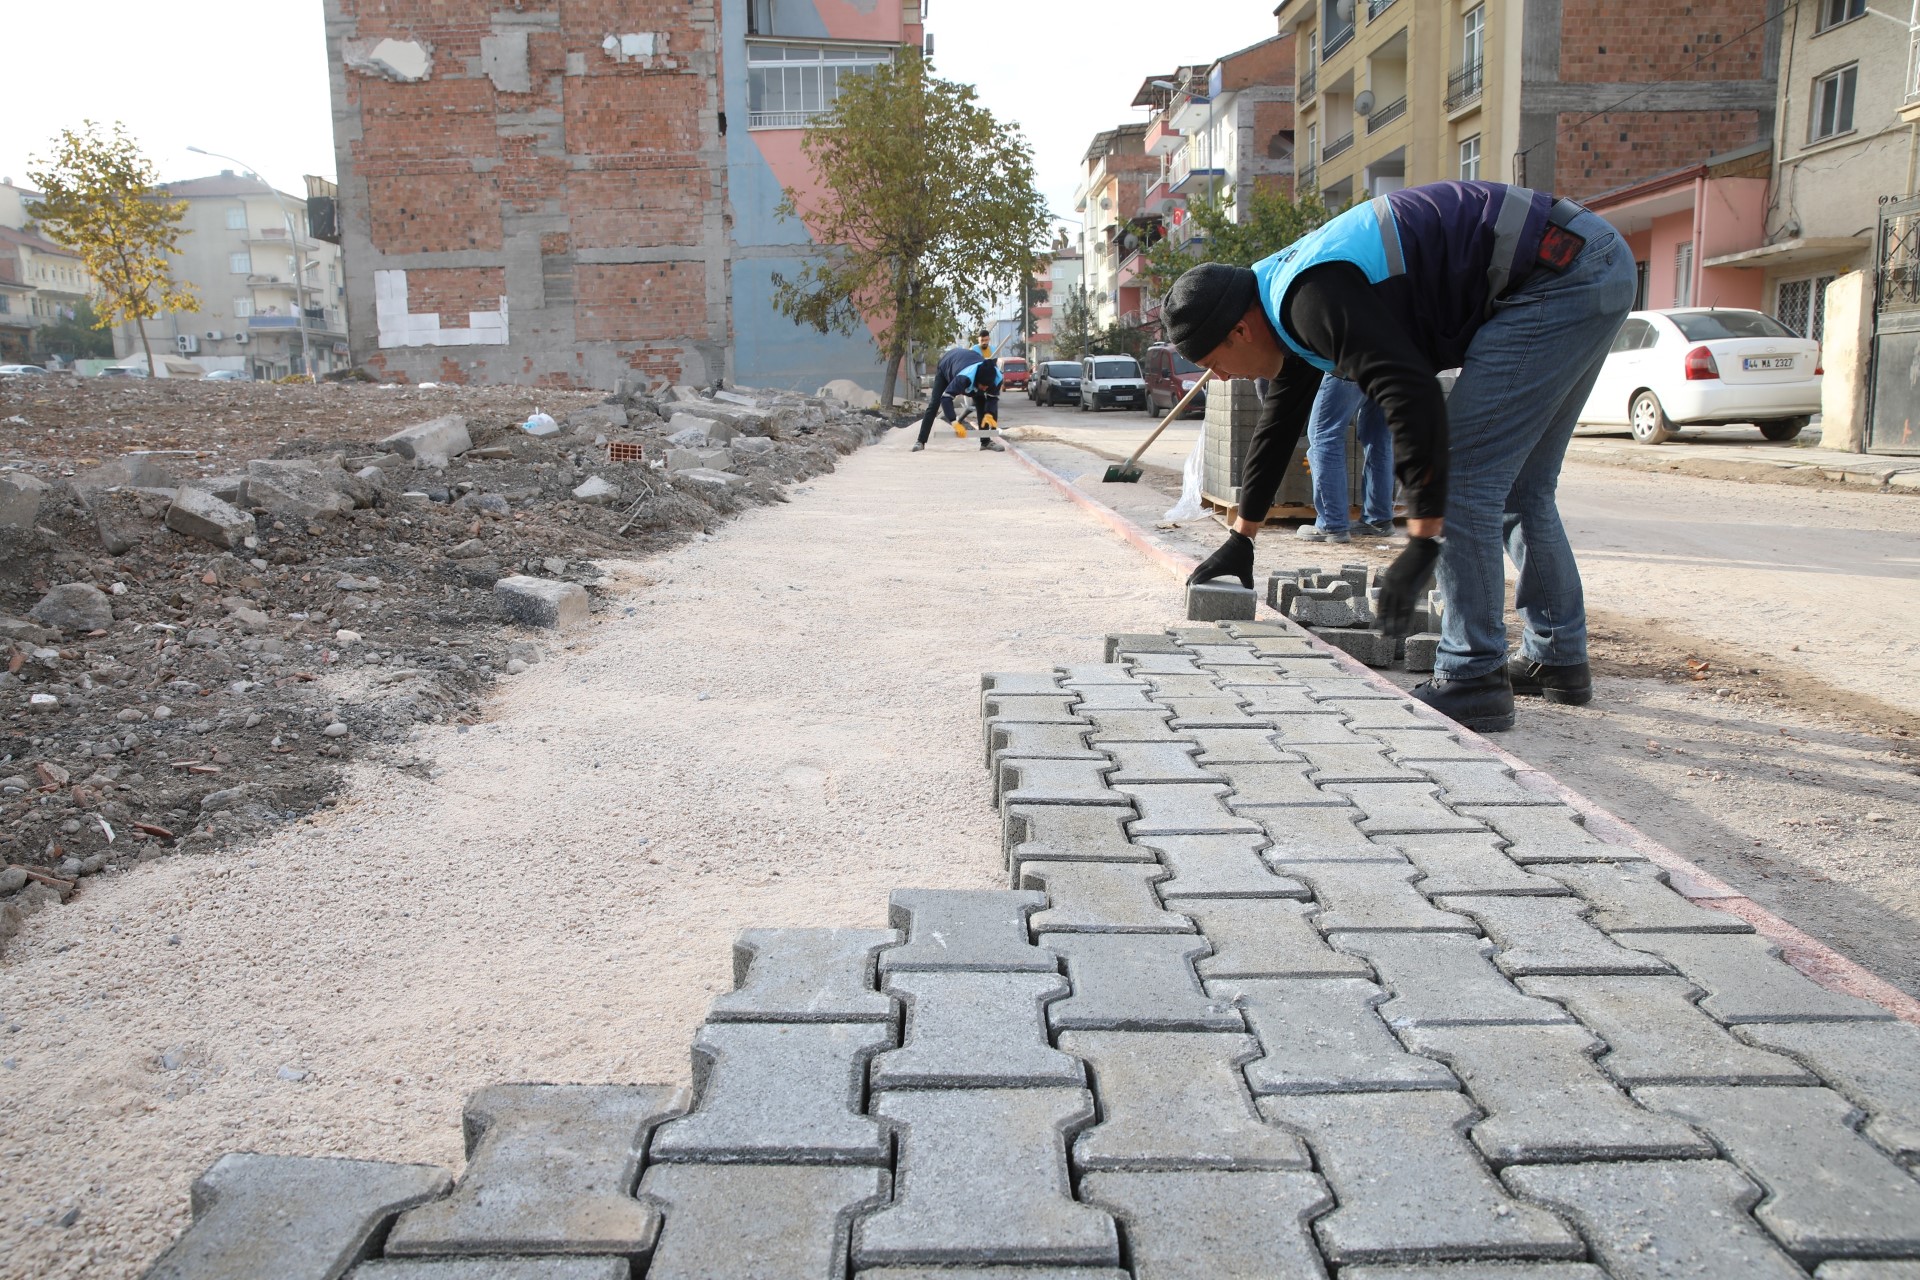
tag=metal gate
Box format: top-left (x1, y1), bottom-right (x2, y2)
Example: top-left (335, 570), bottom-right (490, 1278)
top-left (1867, 194), bottom-right (1920, 454)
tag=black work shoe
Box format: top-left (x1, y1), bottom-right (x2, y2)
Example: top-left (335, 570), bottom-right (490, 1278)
top-left (979, 439), bottom-right (1005, 452)
top-left (911, 442), bottom-right (925, 452)
top-left (1507, 657), bottom-right (1593, 706)
top-left (1410, 669), bottom-right (1516, 733)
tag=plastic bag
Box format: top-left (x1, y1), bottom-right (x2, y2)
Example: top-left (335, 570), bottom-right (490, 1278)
top-left (1164, 415), bottom-right (1207, 522)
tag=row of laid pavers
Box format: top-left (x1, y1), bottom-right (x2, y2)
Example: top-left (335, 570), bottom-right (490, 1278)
top-left (144, 619), bottom-right (1920, 1279)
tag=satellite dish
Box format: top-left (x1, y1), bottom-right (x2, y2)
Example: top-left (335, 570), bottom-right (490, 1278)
top-left (1354, 89), bottom-right (1376, 116)
top-left (1335, 0), bottom-right (1355, 21)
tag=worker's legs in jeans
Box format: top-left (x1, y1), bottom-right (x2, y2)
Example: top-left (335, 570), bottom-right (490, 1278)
top-left (1433, 211), bottom-right (1635, 680)
top-left (1305, 376), bottom-right (1361, 533)
top-left (916, 380), bottom-right (946, 445)
top-left (1355, 398), bottom-right (1395, 527)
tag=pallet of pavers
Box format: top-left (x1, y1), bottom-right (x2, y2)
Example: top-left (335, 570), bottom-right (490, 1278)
top-left (144, 619), bottom-right (1920, 1279)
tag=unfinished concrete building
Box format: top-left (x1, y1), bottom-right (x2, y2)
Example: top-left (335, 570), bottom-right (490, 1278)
top-left (321, 1), bottom-right (924, 391)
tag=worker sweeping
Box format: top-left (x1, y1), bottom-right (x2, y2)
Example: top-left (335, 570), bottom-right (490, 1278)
top-left (914, 346), bottom-right (1005, 453)
top-left (1165, 180), bottom-right (1634, 732)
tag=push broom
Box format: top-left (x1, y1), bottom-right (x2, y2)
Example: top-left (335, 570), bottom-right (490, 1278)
top-left (1102, 371), bottom-right (1213, 483)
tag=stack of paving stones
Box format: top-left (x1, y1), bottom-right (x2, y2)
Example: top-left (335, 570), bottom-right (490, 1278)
top-left (1270, 564), bottom-right (1446, 672)
top-left (145, 620), bottom-right (1920, 1279)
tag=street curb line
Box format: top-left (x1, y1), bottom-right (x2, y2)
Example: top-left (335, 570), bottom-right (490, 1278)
top-left (1003, 440), bottom-right (1920, 1026)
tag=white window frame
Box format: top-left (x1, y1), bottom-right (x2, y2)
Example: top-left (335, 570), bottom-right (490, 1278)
top-left (225, 206), bottom-right (246, 231)
top-left (1459, 133), bottom-right (1482, 180)
top-left (1775, 273), bottom-right (1836, 342)
top-left (233, 298), bottom-right (253, 318)
top-left (1674, 242), bottom-right (1694, 308)
top-left (229, 251), bottom-right (251, 275)
top-left (1462, 5), bottom-right (1485, 70)
top-left (745, 41), bottom-right (893, 130)
top-left (1817, 0), bottom-right (1865, 32)
top-left (1810, 64), bottom-right (1858, 142)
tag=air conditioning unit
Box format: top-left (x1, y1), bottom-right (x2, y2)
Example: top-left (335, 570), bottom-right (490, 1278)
top-left (234, 332), bottom-right (251, 345)
top-left (175, 334), bottom-right (199, 354)
top-left (205, 330), bottom-right (224, 342)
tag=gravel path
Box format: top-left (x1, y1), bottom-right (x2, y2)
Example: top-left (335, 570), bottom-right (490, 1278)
top-left (0, 426), bottom-right (1177, 1278)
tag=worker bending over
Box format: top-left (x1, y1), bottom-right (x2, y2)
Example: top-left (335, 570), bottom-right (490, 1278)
top-left (915, 346), bottom-right (1005, 453)
top-left (1166, 180), bottom-right (1633, 732)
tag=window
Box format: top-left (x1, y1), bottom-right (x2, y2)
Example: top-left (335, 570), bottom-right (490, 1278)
top-left (1776, 274), bottom-right (1836, 341)
top-left (229, 251), bottom-right (251, 275)
top-left (225, 206), bottom-right (246, 230)
top-left (1811, 65), bottom-right (1857, 141)
top-left (1462, 6), bottom-right (1484, 70)
top-left (747, 0), bottom-right (774, 34)
top-left (0, 296), bottom-right (9, 315)
top-left (233, 298), bottom-right (253, 318)
top-left (1459, 134), bottom-right (1482, 180)
top-left (746, 43), bottom-right (892, 128)
top-left (1634, 260), bottom-right (1649, 310)
top-left (1669, 310), bottom-right (1795, 341)
top-left (1818, 0), bottom-right (1865, 30)
top-left (1609, 318), bottom-right (1655, 352)
top-left (1674, 243), bottom-right (1693, 307)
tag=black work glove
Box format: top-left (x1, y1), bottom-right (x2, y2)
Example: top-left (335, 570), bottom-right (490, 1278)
top-left (1187, 531), bottom-right (1255, 591)
top-left (1376, 535), bottom-right (1442, 637)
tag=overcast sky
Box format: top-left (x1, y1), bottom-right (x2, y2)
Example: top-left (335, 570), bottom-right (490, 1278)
top-left (3, 0), bottom-right (1278, 228)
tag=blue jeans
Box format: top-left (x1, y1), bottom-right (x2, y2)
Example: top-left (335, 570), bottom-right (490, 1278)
top-left (1434, 210), bottom-right (1636, 680)
top-left (1306, 376), bottom-right (1395, 533)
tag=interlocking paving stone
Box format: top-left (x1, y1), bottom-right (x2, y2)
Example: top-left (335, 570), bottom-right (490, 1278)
top-left (1080, 1171), bottom-right (1332, 1277)
top-left (1117, 783), bottom-right (1265, 836)
top-left (652, 1023), bottom-right (891, 1165)
top-left (708, 929), bottom-right (900, 1024)
top-left (637, 1165), bottom-right (889, 1280)
top-left (853, 1089), bottom-right (1118, 1268)
top-left (859, 1269), bottom-right (1127, 1280)
top-left (1102, 741), bottom-right (1223, 785)
top-left (980, 694), bottom-right (1086, 726)
top-left (1454, 805), bottom-right (1627, 863)
top-left (1241, 654), bottom-right (1350, 681)
top-left (1118, 653), bottom-right (1203, 675)
top-left (1738, 1020), bottom-right (1920, 1162)
top-left (1636, 1085), bottom-right (1920, 1263)
top-left (1400, 1025), bottom-right (1713, 1164)
top-left (1214, 760), bottom-right (1348, 807)
top-left (1145, 835), bottom-right (1311, 900)
top-left (1136, 672), bottom-right (1230, 698)
top-left (386, 1085), bottom-right (686, 1257)
top-left (1214, 978), bottom-right (1458, 1094)
top-left (1231, 685), bottom-right (1343, 716)
top-left (1186, 727), bottom-right (1300, 764)
top-left (1388, 833), bottom-right (1564, 896)
top-left (1023, 863), bottom-right (1193, 934)
top-left (1253, 807), bottom-right (1384, 861)
top-left (1059, 1032), bottom-right (1311, 1170)
top-left (1297, 861), bottom-right (1480, 933)
top-left (1367, 729), bottom-right (1498, 763)
top-left (1213, 665), bottom-right (1313, 687)
top-left (146, 1154), bottom-right (452, 1280)
top-left (1539, 862), bottom-right (1753, 934)
top-left (1243, 636), bottom-right (1324, 657)
top-left (1619, 932), bottom-right (1897, 1023)
top-left (1518, 975), bottom-right (1815, 1087)
top-left (1068, 684), bottom-right (1165, 712)
top-left (1815, 1266), bottom-right (1920, 1279)
top-left (1433, 895), bottom-right (1673, 976)
top-left (1271, 716), bottom-right (1387, 747)
top-left (1003, 805), bottom-right (1155, 878)
top-left (1081, 709), bottom-right (1185, 742)
top-left (1183, 643), bottom-right (1264, 665)
top-left (1182, 899), bottom-right (1372, 979)
top-left (353, 1260), bottom-right (627, 1279)
top-left (1260, 1091), bottom-right (1583, 1264)
top-left (1105, 632), bottom-right (1185, 658)
top-left (1163, 698), bottom-right (1275, 729)
top-left (1331, 700), bottom-right (1452, 731)
top-left (881, 890), bottom-right (1058, 973)
top-left (1047, 934), bottom-right (1243, 1032)
top-left (998, 758), bottom-right (1126, 807)
top-left (981, 673), bottom-right (1065, 696)
top-left (1294, 741), bottom-right (1407, 783)
top-left (1326, 783), bottom-right (1488, 834)
top-left (1301, 677), bottom-right (1402, 701)
top-left (1330, 933), bottom-right (1575, 1028)
top-left (871, 972), bottom-right (1083, 1090)
top-left (1503, 1160), bottom-right (1807, 1280)
top-left (985, 722), bottom-right (1105, 775)
top-left (1341, 1268), bottom-right (1606, 1280)
top-left (1410, 761), bottom-right (1557, 806)
top-left (1057, 664), bottom-right (1142, 686)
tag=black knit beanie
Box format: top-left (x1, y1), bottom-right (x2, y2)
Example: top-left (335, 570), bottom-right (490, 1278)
top-left (1164, 262), bottom-right (1259, 362)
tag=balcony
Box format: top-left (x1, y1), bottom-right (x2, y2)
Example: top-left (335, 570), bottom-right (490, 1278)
top-left (1446, 60), bottom-right (1484, 112)
top-left (1323, 131), bottom-right (1355, 161)
top-left (1366, 95), bottom-right (1407, 132)
top-left (1323, 23), bottom-right (1355, 59)
top-left (1145, 117), bottom-right (1183, 156)
top-left (1115, 250), bottom-right (1145, 290)
top-left (1299, 65), bottom-right (1316, 103)
top-left (1297, 164), bottom-right (1317, 196)
top-left (748, 110), bottom-right (821, 129)
top-left (1367, 0), bottom-right (1397, 15)
top-left (248, 312), bottom-right (339, 334)
top-left (1168, 142), bottom-right (1225, 195)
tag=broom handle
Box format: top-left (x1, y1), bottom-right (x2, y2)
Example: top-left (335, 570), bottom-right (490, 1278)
top-left (1119, 371), bottom-right (1213, 472)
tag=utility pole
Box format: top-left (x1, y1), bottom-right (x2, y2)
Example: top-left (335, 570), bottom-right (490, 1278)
top-left (189, 145), bottom-right (313, 379)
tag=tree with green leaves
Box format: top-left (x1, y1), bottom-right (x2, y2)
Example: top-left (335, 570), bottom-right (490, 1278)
top-left (1143, 185), bottom-right (1333, 302)
top-left (33, 299), bottom-right (115, 361)
top-left (27, 121), bottom-right (197, 376)
top-left (771, 54), bottom-right (1052, 407)
top-left (1054, 287), bottom-right (1097, 360)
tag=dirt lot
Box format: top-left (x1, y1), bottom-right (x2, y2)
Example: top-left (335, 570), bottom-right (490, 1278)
top-left (0, 376), bottom-right (887, 947)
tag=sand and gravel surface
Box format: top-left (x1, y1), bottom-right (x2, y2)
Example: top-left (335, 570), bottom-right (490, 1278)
top-left (0, 426), bottom-right (1177, 1278)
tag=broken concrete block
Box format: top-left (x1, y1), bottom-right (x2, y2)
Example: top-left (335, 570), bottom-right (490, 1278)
top-left (566, 403), bottom-right (629, 433)
top-left (245, 459), bottom-right (356, 522)
top-left (1187, 581), bottom-right (1257, 623)
top-left (703, 421), bottom-right (741, 445)
top-left (378, 415), bottom-right (471, 467)
top-left (1404, 632), bottom-right (1440, 673)
top-left (571, 476), bottom-right (620, 505)
top-left (69, 451), bottom-right (182, 491)
top-left (666, 419), bottom-right (712, 445)
top-left (1311, 627), bottom-right (1397, 667)
top-left (675, 467), bottom-right (747, 489)
top-left (494, 576), bottom-right (589, 629)
top-left (166, 487), bottom-right (256, 549)
top-left (733, 435), bottom-right (775, 457)
top-left (29, 583), bottom-right (114, 633)
top-left (0, 472), bottom-right (49, 529)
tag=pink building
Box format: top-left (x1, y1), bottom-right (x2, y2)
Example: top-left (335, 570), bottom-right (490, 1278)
top-left (1585, 144), bottom-right (1771, 317)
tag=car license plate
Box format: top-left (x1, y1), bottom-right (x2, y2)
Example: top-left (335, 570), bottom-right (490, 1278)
top-left (1743, 356), bottom-right (1794, 371)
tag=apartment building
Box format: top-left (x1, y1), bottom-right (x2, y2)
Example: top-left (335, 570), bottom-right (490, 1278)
top-left (0, 221), bottom-right (96, 365)
top-left (1073, 124), bottom-right (1158, 330)
top-left (1139, 36), bottom-right (1297, 250)
top-left (1277, 0), bottom-right (1780, 206)
top-left (321, 0), bottom-right (924, 391)
top-left (1028, 236), bottom-right (1080, 362)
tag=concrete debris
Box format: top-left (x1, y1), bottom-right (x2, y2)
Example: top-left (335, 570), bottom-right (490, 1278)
top-left (165, 488), bottom-right (256, 550)
top-left (495, 576), bottom-right (590, 629)
top-left (572, 477), bottom-right (621, 505)
top-left (246, 460), bottom-right (358, 523)
top-left (378, 416), bottom-right (472, 467)
top-left (30, 583), bottom-right (114, 633)
top-left (675, 468), bottom-right (748, 490)
top-left (0, 472), bottom-right (50, 529)
top-left (666, 420), bottom-right (712, 446)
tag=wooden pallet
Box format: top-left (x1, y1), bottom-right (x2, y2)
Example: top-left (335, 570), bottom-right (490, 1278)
top-left (1200, 493), bottom-right (1319, 525)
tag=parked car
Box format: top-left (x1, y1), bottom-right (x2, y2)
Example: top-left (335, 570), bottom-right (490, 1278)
top-left (999, 356), bottom-right (1030, 392)
top-left (0, 364), bottom-right (48, 377)
top-left (205, 369), bottom-right (251, 382)
top-left (1030, 360), bottom-right (1082, 405)
top-left (98, 364), bottom-right (148, 378)
top-left (1577, 308), bottom-right (1822, 444)
top-left (1078, 354), bottom-right (1146, 412)
top-left (1143, 343), bottom-right (1207, 416)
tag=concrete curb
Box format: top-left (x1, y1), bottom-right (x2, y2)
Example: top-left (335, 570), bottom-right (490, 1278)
top-left (1563, 441), bottom-right (1920, 495)
top-left (1002, 440), bottom-right (1920, 1026)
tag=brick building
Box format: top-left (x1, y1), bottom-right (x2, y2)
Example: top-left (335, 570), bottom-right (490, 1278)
top-left (321, 1), bottom-right (924, 391)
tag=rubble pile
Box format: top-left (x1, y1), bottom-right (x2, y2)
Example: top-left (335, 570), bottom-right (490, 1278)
top-left (0, 376), bottom-right (895, 946)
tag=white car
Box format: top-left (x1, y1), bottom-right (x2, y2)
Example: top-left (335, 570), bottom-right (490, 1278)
top-left (1577, 308), bottom-right (1822, 444)
top-left (0, 364), bottom-right (48, 376)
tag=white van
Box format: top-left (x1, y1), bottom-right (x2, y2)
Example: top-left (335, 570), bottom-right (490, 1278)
top-left (1078, 354), bottom-right (1146, 412)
